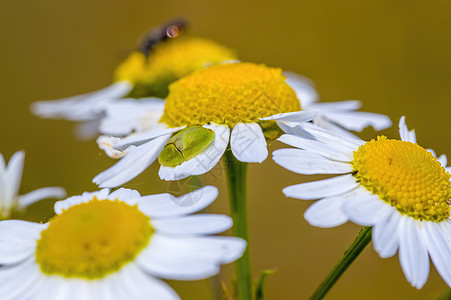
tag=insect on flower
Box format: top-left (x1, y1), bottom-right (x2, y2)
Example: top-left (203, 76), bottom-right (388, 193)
top-left (138, 18), bottom-right (187, 55)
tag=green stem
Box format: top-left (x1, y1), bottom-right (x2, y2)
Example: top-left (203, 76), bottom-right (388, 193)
top-left (310, 227), bottom-right (373, 300)
top-left (224, 150), bottom-right (252, 300)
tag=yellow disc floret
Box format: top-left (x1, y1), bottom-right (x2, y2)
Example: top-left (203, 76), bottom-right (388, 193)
top-left (114, 51), bottom-right (147, 83)
top-left (161, 62), bottom-right (301, 128)
top-left (130, 37), bottom-right (237, 98)
top-left (352, 136), bottom-right (451, 221)
top-left (35, 198), bottom-right (153, 279)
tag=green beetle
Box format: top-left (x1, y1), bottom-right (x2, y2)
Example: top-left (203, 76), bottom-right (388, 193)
top-left (158, 126), bottom-right (215, 167)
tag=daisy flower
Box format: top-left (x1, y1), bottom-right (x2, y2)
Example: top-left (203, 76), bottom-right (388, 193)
top-left (0, 186), bottom-right (246, 299)
top-left (94, 61), bottom-right (391, 187)
top-left (274, 116), bottom-right (451, 288)
top-left (0, 150), bottom-right (66, 219)
top-left (31, 27), bottom-right (237, 139)
top-left (93, 62), bottom-right (318, 187)
top-left (284, 72), bottom-right (391, 139)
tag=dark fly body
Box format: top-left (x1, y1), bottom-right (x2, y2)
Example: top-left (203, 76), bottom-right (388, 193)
top-left (138, 18), bottom-right (187, 55)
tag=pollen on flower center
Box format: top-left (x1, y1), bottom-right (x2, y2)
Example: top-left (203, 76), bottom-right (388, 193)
top-left (352, 136), bottom-right (451, 221)
top-left (35, 198), bottom-right (154, 279)
top-left (160, 62), bottom-right (301, 128)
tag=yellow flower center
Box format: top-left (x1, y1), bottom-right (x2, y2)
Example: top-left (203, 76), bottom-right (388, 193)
top-left (128, 37), bottom-right (237, 98)
top-left (352, 136), bottom-right (451, 221)
top-left (160, 62), bottom-right (301, 128)
top-left (35, 198), bottom-right (153, 279)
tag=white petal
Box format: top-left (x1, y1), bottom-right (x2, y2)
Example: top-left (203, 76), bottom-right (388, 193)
top-left (398, 216), bottom-right (430, 289)
top-left (307, 100), bottom-right (362, 112)
top-left (54, 189), bottom-right (110, 214)
top-left (137, 235), bottom-right (246, 280)
top-left (152, 214), bottom-right (232, 236)
top-left (0, 220), bottom-right (45, 242)
top-left (276, 120), bottom-right (316, 136)
top-left (138, 186), bottom-right (218, 218)
top-left (319, 111), bottom-right (392, 132)
top-left (0, 258), bottom-right (42, 300)
top-left (34, 276), bottom-right (89, 300)
top-left (98, 274), bottom-right (134, 300)
top-left (372, 209), bottom-right (400, 258)
top-left (304, 196), bottom-right (349, 228)
top-left (278, 134), bottom-right (354, 162)
top-left (421, 221), bottom-right (451, 287)
top-left (121, 263), bottom-right (180, 300)
top-left (45, 280), bottom-right (77, 300)
top-left (100, 98), bottom-right (165, 136)
top-left (108, 188), bottom-right (141, 202)
top-left (283, 174), bottom-right (359, 200)
top-left (32, 93), bottom-right (101, 121)
top-left (283, 71), bottom-right (319, 106)
top-left (278, 119), bottom-right (362, 144)
top-left (93, 134), bottom-right (170, 188)
top-left (437, 154), bottom-right (448, 168)
top-left (259, 110), bottom-right (317, 122)
top-left (159, 124), bottom-right (229, 180)
top-left (438, 221), bottom-right (451, 252)
top-left (31, 81), bottom-right (133, 121)
top-left (0, 241), bottom-right (35, 264)
top-left (273, 148), bottom-right (353, 175)
top-left (427, 148), bottom-right (437, 158)
top-left (398, 116), bottom-right (417, 143)
top-left (0, 153), bottom-right (5, 172)
top-left (116, 125), bottom-right (184, 149)
top-left (33, 277), bottom-right (61, 300)
top-left (230, 123), bottom-right (268, 163)
top-left (0, 159), bottom-right (5, 209)
top-left (4, 151), bottom-right (25, 206)
top-left (311, 116), bottom-right (363, 140)
top-left (18, 187), bottom-right (66, 209)
top-left (163, 235), bottom-right (247, 265)
top-left (97, 136), bottom-right (135, 159)
top-left (62, 280), bottom-right (97, 300)
top-left (138, 238), bottom-right (220, 280)
top-left (297, 122), bottom-right (364, 149)
top-left (342, 190), bottom-right (392, 226)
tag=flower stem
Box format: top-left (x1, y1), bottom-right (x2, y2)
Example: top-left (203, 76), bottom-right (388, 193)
top-left (310, 226), bottom-right (372, 300)
top-left (224, 150), bottom-right (252, 300)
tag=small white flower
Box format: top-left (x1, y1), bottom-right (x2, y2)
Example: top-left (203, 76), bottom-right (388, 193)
top-left (0, 186), bottom-right (246, 299)
top-left (274, 116), bottom-right (451, 289)
top-left (0, 151), bottom-right (66, 219)
top-left (30, 35), bottom-right (237, 140)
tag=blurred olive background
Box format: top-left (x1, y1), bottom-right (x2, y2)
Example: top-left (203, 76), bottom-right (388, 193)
top-left (1, 0), bottom-right (451, 299)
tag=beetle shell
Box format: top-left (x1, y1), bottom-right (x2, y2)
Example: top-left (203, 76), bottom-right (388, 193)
top-left (158, 126), bottom-right (215, 167)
